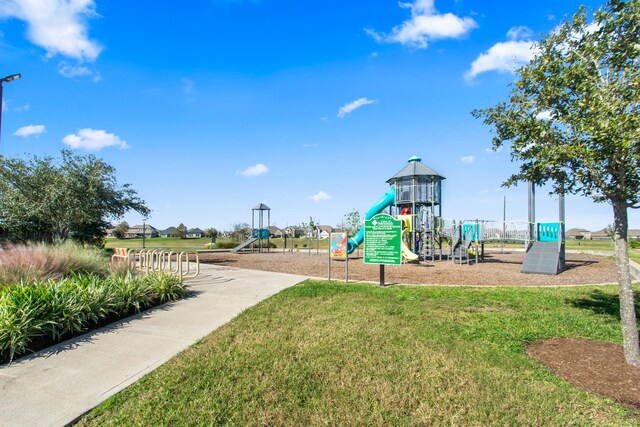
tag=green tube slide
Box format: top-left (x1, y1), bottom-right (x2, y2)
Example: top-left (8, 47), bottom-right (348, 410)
top-left (346, 186), bottom-right (396, 254)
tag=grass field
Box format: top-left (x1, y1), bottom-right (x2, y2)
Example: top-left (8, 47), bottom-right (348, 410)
top-left (104, 237), bottom-right (330, 251)
top-left (80, 281), bottom-right (638, 426)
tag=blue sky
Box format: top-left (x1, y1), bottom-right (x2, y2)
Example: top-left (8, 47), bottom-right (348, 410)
top-left (1, 0), bottom-right (636, 231)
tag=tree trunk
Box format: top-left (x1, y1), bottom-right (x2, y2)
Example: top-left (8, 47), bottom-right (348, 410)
top-left (613, 200), bottom-right (640, 366)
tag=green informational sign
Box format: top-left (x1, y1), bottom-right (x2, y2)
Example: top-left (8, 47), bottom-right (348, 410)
top-left (364, 213), bottom-right (402, 265)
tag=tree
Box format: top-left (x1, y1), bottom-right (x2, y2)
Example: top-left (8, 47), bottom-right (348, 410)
top-left (173, 223), bottom-right (187, 239)
top-left (0, 150), bottom-right (149, 245)
top-left (112, 221), bottom-right (130, 239)
top-left (206, 227), bottom-right (218, 243)
top-left (231, 222), bottom-right (250, 242)
top-left (472, 0), bottom-right (640, 365)
top-left (604, 223), bottom-right (616, 240)
top-left (343, 209), bottom-right (362, 235)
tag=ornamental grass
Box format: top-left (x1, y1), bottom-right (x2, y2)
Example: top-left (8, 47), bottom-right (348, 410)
top-left (0, 271), bottom-right (186, 362)
top-left (0, 242), bottom-right (110, 286)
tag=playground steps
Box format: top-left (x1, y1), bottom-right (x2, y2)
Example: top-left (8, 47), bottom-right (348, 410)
top-left (232, 237), bottom-right (259, 253)
top-left (521, 241), bottom-right (561, 275)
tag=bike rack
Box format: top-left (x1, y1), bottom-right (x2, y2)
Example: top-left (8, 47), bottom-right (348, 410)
top-left (127, 249), bottom-right (200, 280)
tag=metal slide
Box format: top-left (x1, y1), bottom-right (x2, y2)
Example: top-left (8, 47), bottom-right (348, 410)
top-left (232, 237), bottom-right (259, 253)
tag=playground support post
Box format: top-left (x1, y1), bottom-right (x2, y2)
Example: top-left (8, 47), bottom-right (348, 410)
top-left (346, 238), bottom-right (349, 283)
top-left (528, 182), bottom-right (536, 247)
top-left (559, 187), bottom-right (566, 269)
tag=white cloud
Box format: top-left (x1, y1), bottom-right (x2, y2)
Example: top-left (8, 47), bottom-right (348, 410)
top-left (308, 191), bottom-right (331, 202)
top-left (0, 0), bottom-right (102, 61)
top-left (536, 110), bottom-right (553, 121)
top-left (367, 0), bottom-right (477, 49)
top-left (58, 62), bottom-right (93, 78)
top-left (238, 163), bottom-right (269, 177)
top-left (460, 155), bottom-right (475, 164)
top-left (485, 146), bottom-right (503, 153)
top-left (506, 26), bottom-right (533, 41)
top-left (465, 38), bottom-right (537, 80)
top-left (62, 128), bottom-right (129, 151)
top-left (14, 124), bottom-right (45, 137)
top-left (337, 98), bottom-right (376, 118)
top-left (15, 103), bottom-right (30, 112)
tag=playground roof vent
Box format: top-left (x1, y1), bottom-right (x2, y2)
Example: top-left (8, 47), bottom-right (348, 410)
top-left (386, 156), bottom-right (445, 183)
top-left (253, 203), bottom-right (271, 211)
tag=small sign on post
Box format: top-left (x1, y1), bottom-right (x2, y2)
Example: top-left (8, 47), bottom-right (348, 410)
top-left (364, 213), bottom-right (402, 286)
top-left (328, 232), bottom-right (348, 282)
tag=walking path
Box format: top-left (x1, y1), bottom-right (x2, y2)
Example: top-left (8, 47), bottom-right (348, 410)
top-left (0, 265), bottom-right (307, 427)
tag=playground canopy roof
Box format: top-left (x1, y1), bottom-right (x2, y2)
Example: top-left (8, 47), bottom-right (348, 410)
top-left (386, 155), bottom-right (445, 183)
top-left (253, 203), bottom-right (271, 211)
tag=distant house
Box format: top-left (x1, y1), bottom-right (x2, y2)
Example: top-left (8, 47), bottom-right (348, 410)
top-left (590, 229), bottom-right (611, 240)
top-left (629, 229), bottom-right (640, 240)
top-left (318, 225), bottom-right (334, 239)
top-left (186, 228), bottom-right (204, 238)
top-left (127, 224), bottom-right (158, 238)
top-left (269, 226), bottom-right (283, 238)
top-left (284, 226), bottom-right (305, 238)
top-left (565, 228), bottom-right (591, 240)
top-left (158, 227), bottom-right (176, 238)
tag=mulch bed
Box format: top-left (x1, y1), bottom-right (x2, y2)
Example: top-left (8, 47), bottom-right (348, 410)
top-left (198, 250), bottom-right (617, 286)
top-left (528, 338), bottom-right (640, 409)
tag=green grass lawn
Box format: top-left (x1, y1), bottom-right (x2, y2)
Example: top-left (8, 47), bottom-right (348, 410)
top-left (104, 237), bottom-right (331, 251)
top-left (80, 281), bottom-right (638, 426)
top-left (104, 237), bottom-right (212, 250)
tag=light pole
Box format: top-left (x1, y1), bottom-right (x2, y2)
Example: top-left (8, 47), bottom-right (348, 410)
top-left (0, 74), bottom-right (22, 144)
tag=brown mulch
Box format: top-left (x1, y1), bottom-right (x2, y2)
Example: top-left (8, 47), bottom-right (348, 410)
top-left (200, 250), bottom-right (640, 409)
top-left (198, 250), bottom-right (617, 286)
top-left (528, 338), bottom-right (640, 408)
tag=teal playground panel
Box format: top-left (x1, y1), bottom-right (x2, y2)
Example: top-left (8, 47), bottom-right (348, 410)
top-left (462, 223), bottom-right (481, 241)
top-left (252, 228), bottom-right (270, 239)
top-left (537, 223), bottom-right (560, 242)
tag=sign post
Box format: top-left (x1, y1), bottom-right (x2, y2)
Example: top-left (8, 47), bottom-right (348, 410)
top-left (364, 214), bottom-right (402, 286)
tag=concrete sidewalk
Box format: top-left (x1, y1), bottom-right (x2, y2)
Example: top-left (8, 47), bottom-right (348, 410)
top-left (0, 265), bottom-right (307, 427)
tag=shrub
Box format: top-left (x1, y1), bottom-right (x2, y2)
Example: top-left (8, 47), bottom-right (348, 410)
top-left (215, 241), bottom-right (241, 249)
top-left (630, 240), bottom-right (640, 249)
top-left (0, 271), bottom-right (187, 362)
top-left (0, 242), bottom-right (109, 286)
top-left (143, 272), bottom-right (187, 303)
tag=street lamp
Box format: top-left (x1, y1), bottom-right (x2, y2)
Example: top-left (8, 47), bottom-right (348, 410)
top-left (0, 73), bottom-right (22, 144)
top-left (142, 218), bottom-right (146, 249)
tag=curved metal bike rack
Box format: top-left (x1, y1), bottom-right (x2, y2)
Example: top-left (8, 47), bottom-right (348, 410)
top-left (127, 249), bottom-right (200, 280)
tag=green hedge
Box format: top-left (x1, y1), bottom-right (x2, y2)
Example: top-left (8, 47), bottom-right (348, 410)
top-left (0, 272), bottom-right (186, 362)
top-left (214, 241), bottom-right (241, 249)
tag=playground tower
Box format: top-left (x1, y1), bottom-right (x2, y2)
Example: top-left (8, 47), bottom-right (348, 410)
top-left (386, 155), bottom-right (445, 259)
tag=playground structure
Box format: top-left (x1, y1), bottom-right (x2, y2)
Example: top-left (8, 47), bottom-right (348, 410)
top-left (347, 156), bottom-right (566, 275)
top-left (111, 248), bottom-right (200, 280)
top-left (233, 203), bottom-right (271, 253)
